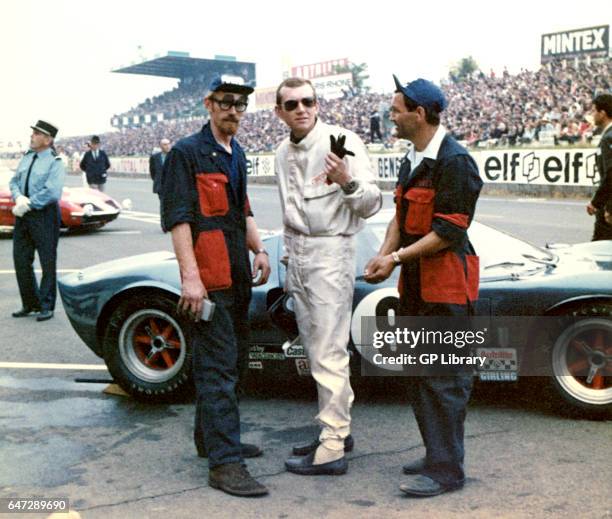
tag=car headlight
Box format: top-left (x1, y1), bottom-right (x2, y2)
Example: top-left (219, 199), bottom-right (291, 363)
top-left (83, 204), bottom-right (94, 217)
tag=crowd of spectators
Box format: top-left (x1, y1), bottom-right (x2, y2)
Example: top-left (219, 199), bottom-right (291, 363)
top-left (55, 58), bottom-right (610, 157)
top-left (442, 59), bottom-right (611, 147)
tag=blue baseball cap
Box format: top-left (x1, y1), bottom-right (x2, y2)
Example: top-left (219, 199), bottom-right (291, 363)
top-left (208, 75), bottom-right (254, 96)
top-left (393, 75), bottom-right (447, 112)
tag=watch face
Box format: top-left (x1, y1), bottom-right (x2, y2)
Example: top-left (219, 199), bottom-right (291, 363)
top-left (343, 180), bottom-right (357, 193)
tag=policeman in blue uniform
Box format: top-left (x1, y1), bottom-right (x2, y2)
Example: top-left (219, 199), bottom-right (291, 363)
top-left (365, 77), bottom-right (483, 497)
top-left (10, 120), bottom-right (65, 322)
top-left (161, 76), bottom-right (271, 497)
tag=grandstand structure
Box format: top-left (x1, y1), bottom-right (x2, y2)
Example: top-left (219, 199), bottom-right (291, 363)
top-left (111, 51), bottom-right (256, 129)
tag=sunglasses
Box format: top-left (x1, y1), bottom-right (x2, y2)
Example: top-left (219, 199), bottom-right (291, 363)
top-left (210, 97), bottom-right (248, 113)
top-left (282, 97), bottom-right (316, 112)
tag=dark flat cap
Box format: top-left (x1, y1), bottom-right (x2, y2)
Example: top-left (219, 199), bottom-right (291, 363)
top-left (208, 75), bottom-right (254, 96)
top-left (30, 120), bottom-right (58, 138)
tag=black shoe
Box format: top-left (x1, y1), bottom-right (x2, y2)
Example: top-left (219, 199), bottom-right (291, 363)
top-left (285, 450), bottom-right (348, 476)
top-left (12, 308), bottom-right (40, 318)
top-left (402, 457), bottom-right (426, 475)
top-left (399, 475), bottom-right (463, 497)
top-left (208, 462), bottom-right (268, 497)
top-left (292, 434), bottom-right (354, 456)
top-left (197, 443), bottom-right (263, 459)
top-left (36, 310), bottom-right (54, 322)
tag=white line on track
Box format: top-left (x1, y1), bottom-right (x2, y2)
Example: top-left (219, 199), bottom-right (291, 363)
top-left (0, 269), bottom-right (78, 275)
top-left (97, 230), bottom-right (142, 235)
top-left (119, 210), bottom-right (161, 224)
top-left (0, 362), bottom-right (107, 371)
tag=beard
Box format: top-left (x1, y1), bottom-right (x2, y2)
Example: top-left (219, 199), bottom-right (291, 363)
top-left (218, 117), bottom-right (240, 136)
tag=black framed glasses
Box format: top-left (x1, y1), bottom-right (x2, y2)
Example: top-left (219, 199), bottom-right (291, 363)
top-left (210, 97), bottom-right (248, 112)
top-left (282, 97), bottom-right (316, 112)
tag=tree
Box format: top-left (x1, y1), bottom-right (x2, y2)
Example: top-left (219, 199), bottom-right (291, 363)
top-left (449, 56), bottom-right (480, 83)
top-left (333, 62), bottom-right (370, 95)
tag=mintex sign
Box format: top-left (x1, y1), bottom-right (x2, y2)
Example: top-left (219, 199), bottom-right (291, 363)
top-left (541, 25), bottom-right (609, 63)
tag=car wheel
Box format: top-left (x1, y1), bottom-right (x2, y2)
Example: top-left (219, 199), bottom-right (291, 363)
top-left (550, 304), bottom-right (612, 418)
top-left (103, 294), bottom-right (193, 402)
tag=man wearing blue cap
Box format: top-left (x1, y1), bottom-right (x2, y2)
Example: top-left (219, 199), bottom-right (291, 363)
top-left (161, 75), bottom-right (271, 497)
top-left (10, 120), bottom-right (65, 322)
top-left (365, 76), bottom-right (483, 496)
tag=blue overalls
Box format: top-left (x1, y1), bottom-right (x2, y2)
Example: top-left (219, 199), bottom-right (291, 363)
top-left (395, 134), bottom-right (483, 487)
top-left (161, 123), bottom-right (253, 469)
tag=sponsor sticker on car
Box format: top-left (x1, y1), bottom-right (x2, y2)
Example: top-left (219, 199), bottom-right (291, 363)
top-left (284, 342), bottom-right (307, 359)
top-left (476, 348), bottom-right (518, 381)
top-left (248, 345), bottom-right (286, 361)
top-left (295, 359), bottom-right (311, 377)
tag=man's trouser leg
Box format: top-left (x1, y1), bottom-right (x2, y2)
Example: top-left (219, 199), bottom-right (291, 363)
top-left (13, 216), bottom-right (40, 311)
top-left (287, 233), bottom-right (355, 451)
top-left (26, 204), bottom-right (60, 311)
top-left (409, 375), bottom-right (473, 487)
top-left (407, 301), bottom-right (474, 488)
top-left (192, 290), bottom-right (242, 468)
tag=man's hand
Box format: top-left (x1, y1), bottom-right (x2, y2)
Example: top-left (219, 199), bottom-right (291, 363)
top-left (312, 153), bottom-right (351, 186)
top-left (586, 202), bottom-right (597, 216)
top-left (252, 252), bottom-right (271, 286)
top-left (177, 274), bottom-right (208, 321)
top-left (364, 254), bottom-right (395, 284)
top-left (12, 196), bottom-right (31, 218)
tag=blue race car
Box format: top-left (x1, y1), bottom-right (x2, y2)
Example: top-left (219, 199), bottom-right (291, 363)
top-left (58, 210), bottom-right (612, 416)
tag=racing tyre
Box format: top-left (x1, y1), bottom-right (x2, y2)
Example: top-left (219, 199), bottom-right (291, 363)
top-left (103, 294), bottom-right (193, 402)
top-left (549, 303), bottom-right (612, 418)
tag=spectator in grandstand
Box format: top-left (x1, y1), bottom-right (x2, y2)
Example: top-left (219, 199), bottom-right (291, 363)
top-left (586, 93), bottom-right (612, 241)
top-left (521, 121), bottom-right (536, 144)
top-left (79, 136), bottom-right (110, 191)
top-left (370, 110), bottom-right (383, 142)
top-left (149, 138), bottom-right (171, 201)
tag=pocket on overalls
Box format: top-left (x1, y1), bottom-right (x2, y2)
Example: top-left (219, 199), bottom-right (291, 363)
top-left (419, 250), bottom-right (466, 305)
top-left (404, 188), bottom-right (435, 235)
top-left (196, 173), bottom-right (229, 217)
top-left (194, 230), bottom-right (232, 291)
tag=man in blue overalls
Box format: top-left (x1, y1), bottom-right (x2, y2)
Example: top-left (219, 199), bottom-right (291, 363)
top-left (365, 76), bottom-right (482, 497)
top-left (10, 120), bottom-right (65, 322)
top-left (161, 76), bottom-right (271, 497)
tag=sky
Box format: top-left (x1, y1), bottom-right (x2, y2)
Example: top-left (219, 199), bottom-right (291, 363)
top-left (1, 0), bottom-right (610, 146)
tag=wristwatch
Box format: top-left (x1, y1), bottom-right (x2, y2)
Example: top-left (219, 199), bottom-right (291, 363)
top-left (255, 248), bottom-right (268, 256)
top-left (391, 251), bottom-right (402, 265)
top-left (341, 178), bottom-right (359, 194)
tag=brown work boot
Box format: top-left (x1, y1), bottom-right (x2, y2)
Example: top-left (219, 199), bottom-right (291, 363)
top-left (208, 463), bottom-right (269, 497)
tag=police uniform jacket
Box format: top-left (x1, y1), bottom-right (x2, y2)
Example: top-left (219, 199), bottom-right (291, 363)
top-left (10, 148), bottom-right (65, 208)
